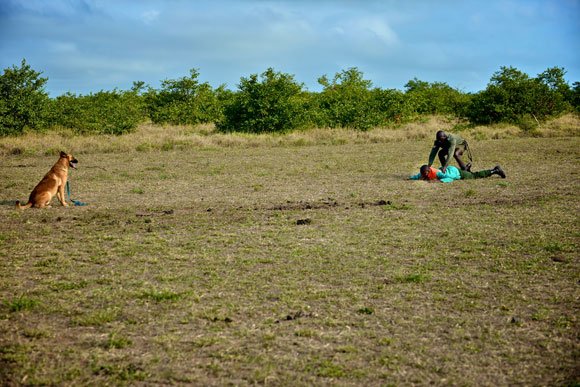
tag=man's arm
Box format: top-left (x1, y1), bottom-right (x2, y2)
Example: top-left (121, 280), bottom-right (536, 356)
top-left (441, 136), bottom-right (457, 170)
top-left (428, 143), bottom-right (438, 166)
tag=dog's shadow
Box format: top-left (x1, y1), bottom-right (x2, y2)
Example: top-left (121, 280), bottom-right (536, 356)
top-left (0, 200), bottom-right (17, 206)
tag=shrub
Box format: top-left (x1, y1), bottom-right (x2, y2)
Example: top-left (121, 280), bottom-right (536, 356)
top-left (466, 66), bottom-right (572, 125)
top-left (404, 78), bottom-right (471, 117)
top-left (47, 89), bottom-right (145, 135)
top-left (217, 68), bottom-right (307, 133)
top-left (146, 69), bottom-right (223, 125)
top-left (571, 82), bottom-right (580, 112)
top-left (314, 67), bottom-right (382, 130)
top-left (0, 59), bottom-right (49, 136)
top-left (370, 88), bottom-right (416, 124)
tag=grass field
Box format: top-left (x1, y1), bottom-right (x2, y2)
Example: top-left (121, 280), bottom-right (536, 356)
top-left (0, 120), bottom-right (579, 385)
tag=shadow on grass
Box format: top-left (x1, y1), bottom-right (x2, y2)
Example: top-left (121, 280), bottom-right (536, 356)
top-left (0, 200), bottom-right (17, 206)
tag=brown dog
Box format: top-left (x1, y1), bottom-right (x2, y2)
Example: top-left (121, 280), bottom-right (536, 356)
top-left (16, 151), bottom-right (78, 209)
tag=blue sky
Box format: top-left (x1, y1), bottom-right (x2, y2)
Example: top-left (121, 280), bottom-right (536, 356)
top-left (1, 0), bottom-right (578, 96)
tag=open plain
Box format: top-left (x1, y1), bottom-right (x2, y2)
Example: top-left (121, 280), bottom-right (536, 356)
top-left (0, 123), bottom-right (578, 385)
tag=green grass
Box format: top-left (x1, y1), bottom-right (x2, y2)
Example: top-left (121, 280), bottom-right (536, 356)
top-left (4, 296), bottom-right (39, 312)
top-left (0, 132), bottom-right (578, 385)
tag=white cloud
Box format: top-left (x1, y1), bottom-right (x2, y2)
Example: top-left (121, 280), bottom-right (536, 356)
top-left (1, 0), bottom-right (577, 95)
top-left (355, 17), bottom-right (399, 46)
top-left (48, 41), bottom-right (78, 53)
top-left (141, 9), bottom-right (159, 24)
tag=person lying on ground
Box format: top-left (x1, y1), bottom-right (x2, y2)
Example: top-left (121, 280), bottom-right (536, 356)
top-left (410, 164), bottom-right (506, 183)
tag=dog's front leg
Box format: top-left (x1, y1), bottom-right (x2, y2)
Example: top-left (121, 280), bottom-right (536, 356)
top-left (58, 184), bottom-right (68, 207)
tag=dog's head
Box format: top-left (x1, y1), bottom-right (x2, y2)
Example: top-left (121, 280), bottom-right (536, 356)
top-left (60, 151), bottom-right (78, 169)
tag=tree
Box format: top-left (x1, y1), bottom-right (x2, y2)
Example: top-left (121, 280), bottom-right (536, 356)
top-left (536, 67), bottom-right (569, 94)
top-left (466, 66), bottom-right (572, 126)
top-left (48, 89), bottom-right (146, 135)
top-left (217, 68), bottom-right (306, 133)
top-left (467, 67), bottom-right (532, 124)
top-left (404, 78), bottom-right (469, 116)
top-left (571, 82), bottom-right (580, 112)
top-left (0, 59), bottom-right (49, 136)
top-left (146, 69), bottom-right (222, 125)
top-left (534, 67), bottom-right (571, 116)
top-left (314, 67), bottom-right (381, 130)
top-left (369, 88), bottom-right (414, 124)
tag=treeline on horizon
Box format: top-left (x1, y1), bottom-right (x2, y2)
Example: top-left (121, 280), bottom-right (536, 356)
top-left (1, 59), bottom-right (579, 137)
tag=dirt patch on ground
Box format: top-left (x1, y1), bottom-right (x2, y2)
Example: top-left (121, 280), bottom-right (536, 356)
top-left (269, 198), bottom-right (396, 211)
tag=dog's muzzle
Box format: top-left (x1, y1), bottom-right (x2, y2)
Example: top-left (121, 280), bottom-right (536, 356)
top-left (70, 159), bottom-right (78, 169)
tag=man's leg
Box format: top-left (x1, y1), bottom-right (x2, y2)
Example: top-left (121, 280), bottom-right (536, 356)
top-left (459, 169), bottom-right (493, 179)
top-left (454, 148), bottom-right (467, 170)
top-left (471, 169), bottom-right (493, 178)
top-left (491, 165), bottom-right (506, 178)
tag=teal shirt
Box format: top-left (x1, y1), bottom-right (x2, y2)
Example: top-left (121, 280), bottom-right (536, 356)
top-left (436, 166), bottom-right (461, 183)
top-left (410, 166), bottom-right (462, 183)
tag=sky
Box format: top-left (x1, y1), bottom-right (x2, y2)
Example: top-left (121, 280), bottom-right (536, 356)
top-left (1, 0), bottom-right (578, 97)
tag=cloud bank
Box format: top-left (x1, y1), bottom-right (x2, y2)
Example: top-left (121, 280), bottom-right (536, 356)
top-left (1, 0), bottom-right (578, 96)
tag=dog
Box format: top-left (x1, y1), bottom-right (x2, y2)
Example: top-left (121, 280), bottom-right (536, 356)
top-left (16, 151), bottom-right (78, 209)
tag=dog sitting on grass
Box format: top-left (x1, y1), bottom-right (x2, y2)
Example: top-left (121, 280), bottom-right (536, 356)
top-left (16, 151), bottom-right (78, 209)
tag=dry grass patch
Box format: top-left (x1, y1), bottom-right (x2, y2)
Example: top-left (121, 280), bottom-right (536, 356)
top-left (1, 114), bottom-right (578, 156)
top-left (0, 131), bottom-right (578, 385)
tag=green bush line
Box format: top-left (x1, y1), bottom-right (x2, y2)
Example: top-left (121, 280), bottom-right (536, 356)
top-left (1, 60), bottom-right (578, 136)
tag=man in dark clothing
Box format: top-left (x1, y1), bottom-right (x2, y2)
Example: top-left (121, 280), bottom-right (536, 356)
top-left (428, 130), bottom-right (472, 173)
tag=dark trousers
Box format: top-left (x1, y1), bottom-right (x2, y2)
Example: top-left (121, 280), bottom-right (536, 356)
top-left (459, 169), bottom-right (492, 179)
top-left (438, 146), bottom-right (467, 170)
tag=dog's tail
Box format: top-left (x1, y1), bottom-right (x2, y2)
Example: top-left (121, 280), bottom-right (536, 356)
top-left (15, 200), bottom-right (33, 210)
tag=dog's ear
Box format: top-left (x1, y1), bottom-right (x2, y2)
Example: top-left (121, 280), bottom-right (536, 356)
top-left (60, 151), bottom-right (67, 158)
